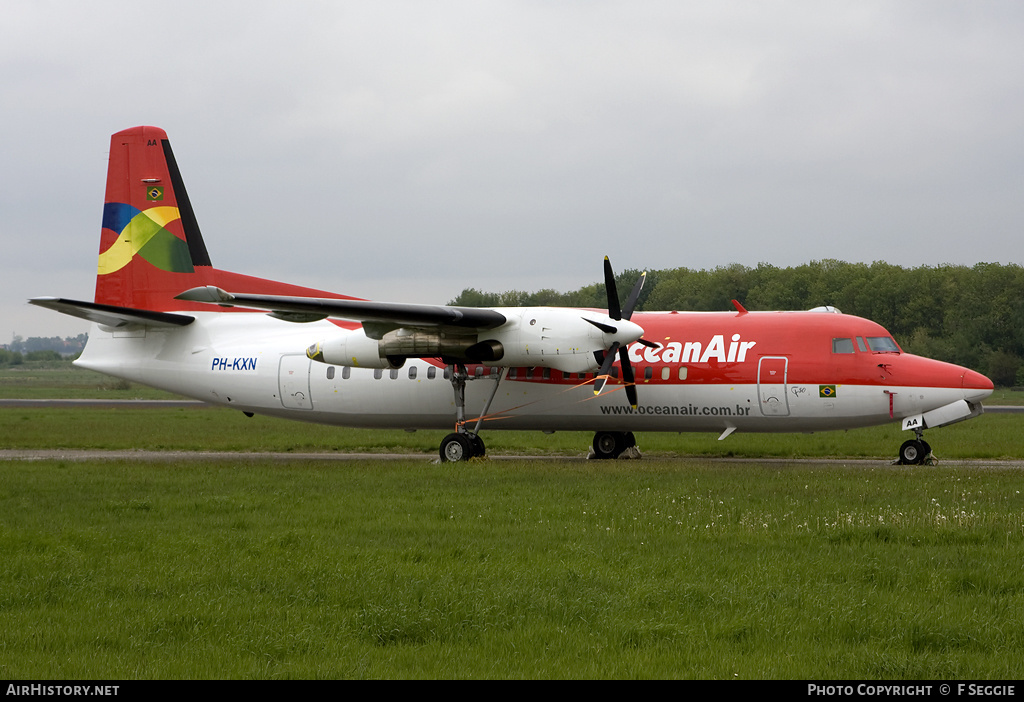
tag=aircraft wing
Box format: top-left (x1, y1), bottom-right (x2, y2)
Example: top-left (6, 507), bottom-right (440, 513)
top-left (175, 286), bottom-right (507, 330)
top-left (28, 297), bottom-right (195, 328)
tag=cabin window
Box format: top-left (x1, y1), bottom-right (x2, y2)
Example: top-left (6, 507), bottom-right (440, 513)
top-left (427, 366), bottom-right (436, 380)
top-left (326, 366), bottom-right (335, 380)
top-left (343, 366), bottom-right (351, 380)
top-left (866, 336), bottom-right (900, 353)
top-left (678, 366), bottom-right (688, 381)
top-left (374, 369), bottom-right (383, 380)
top-left (390, 368), bottom-right (399, 380)
top-left (509, 368), bottom-right (518, 379)
top-left (444, 367), bottom-right (452, 380)
top-left (644, 367), bottom-right (653, 381)
top-left (474, 366), bottom-right (484, 378)
top-left (661, 367), bottom-right (671, 381)
top-left (491, 367), bottom-right (500, 379)
top-left (832, 338), bottom-right (855, 354)
top-left (408, 366), bottom-right (417, 379)
top-left (543, 368), bottom-right (551, 380)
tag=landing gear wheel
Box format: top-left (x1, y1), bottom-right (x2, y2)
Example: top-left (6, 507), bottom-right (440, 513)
top-left (899, 439), bottom-right (927, 465)
top-left (440, 433), bottom-right (474, 463)
top-left (592, 431), bottom-right (634, 459)
top-left (439, 432), bottom-right (485, 462)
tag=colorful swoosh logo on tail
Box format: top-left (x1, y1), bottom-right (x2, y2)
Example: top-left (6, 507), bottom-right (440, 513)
top-left (97, 202), bottom-right (194, 274)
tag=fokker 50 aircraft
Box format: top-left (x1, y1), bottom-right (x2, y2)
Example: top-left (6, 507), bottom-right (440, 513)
top-left (32, 126), bottom-right (994, 463)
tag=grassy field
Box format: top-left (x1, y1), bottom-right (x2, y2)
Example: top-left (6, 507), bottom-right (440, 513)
top-left (3, 361), bottom-right (1024, 679)
top-left (1, 457), bottom-right (1023, 679)
top-left (0, 362), bottom-right (184, 400)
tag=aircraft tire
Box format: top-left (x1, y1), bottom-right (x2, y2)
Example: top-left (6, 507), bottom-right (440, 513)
top-left (440, 433), bottom-right (474, 462)
top-left (593, 431), bottom-right (627, 459)
top-left (469, 434), bottom-right (486, 458)
top-left (899, 439), bottom-right (926, 465)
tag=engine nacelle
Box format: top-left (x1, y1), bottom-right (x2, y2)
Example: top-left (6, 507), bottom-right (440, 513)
top-left (483, 308), bottom-right (610, 373)
top-left (306, 335), bottom-right (403, 369)
top-left (377, 329), bottom-right (499, 362)
top-left (304, 306), bottom-right (643, 374)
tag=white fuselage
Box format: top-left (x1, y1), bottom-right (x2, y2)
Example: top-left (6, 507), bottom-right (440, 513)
top-left (75, 312), bottom-right (990, 436)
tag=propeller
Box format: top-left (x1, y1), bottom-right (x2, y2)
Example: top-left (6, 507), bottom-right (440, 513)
top-left (591, 257), bottom-right (659, 407)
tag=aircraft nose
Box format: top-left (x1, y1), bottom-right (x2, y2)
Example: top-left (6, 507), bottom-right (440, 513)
top-left (962, 368), bottom-right (994, 402)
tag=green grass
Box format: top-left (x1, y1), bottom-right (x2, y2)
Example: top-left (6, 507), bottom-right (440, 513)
top-left (3, 362), bottom-right (1024, 678)
top-left (1, 458), bottom-right (1022, 678)
top-left (0, 362), bottom-right (184, 399)
top-left (987, 387), bottom-right (1024, 405)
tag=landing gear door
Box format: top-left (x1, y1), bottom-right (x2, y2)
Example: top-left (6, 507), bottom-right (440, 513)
top-left (279, 354), bottom-right (313, 410)
top-left (758, 356), bottom-right (790, 417)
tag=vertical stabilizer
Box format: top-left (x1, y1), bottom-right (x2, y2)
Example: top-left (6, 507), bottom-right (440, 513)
top-left (88, 126), bottom-right (361, 315)
top-left (95, 126), bottom-right (213, 311)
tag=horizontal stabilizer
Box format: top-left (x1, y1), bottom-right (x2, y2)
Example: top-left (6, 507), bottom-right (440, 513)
top-left (175, 286), bottom-right (507, 330)
top-left (28, 297), bottom-right (194, 329)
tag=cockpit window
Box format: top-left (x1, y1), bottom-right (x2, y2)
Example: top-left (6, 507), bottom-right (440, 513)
top-left (832, 337), bottom-right (855, 354)
top-left (866, 336), bottom-right (900, 353)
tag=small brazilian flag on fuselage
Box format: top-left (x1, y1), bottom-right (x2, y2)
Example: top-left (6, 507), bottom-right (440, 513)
top-left (819, 385), bottom-right (837, 398)
top-left (146, 186), bottom-right (164, 201)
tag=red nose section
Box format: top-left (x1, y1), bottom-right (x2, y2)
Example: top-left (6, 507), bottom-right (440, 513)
top-left (962, 368), bottom-right (994, 399)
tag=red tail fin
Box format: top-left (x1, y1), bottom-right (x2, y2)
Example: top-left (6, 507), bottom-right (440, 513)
top-left (95, 126), bottom-right (215, 310)
top-left (94, 127), bottom-right (356, 312)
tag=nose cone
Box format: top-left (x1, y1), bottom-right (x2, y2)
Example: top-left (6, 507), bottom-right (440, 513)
top-left (963, 368), bottom-right (994, 402)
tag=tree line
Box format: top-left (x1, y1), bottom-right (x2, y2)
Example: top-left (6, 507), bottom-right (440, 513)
top-left (1, 334), bottom-right (88, 367)
top-left (6, 334), bottom-right (88, 355)
top-left (450, 261), bottom-right (1024, 386)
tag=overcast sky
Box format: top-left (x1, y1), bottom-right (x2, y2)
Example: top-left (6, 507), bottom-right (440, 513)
top-left (3, 0), bottom-right (1023, 342)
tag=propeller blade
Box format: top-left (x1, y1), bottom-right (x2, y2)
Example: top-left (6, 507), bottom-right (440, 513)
top-left (618, 344), bottom-right (638, 408)
top-left (621, 271), bottom-right (646, 320)
top-left (636, 337), bottom-right (660, 349)
top-left (603, 256), bottom-right (621, 321)
top-left (583, 317), bottom-right (617, 335)
top-left (597, 257), bottom-right (646, 408)
top-left (593, 342), bottom-right (619, 395)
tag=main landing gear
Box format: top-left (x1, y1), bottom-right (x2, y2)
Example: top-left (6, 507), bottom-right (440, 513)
top-left (438, 363), bottom-right (503, 463)
top-left (897, 428), bottom-right (934, 465)
top-left (589, 431), bottom-right (639, 460)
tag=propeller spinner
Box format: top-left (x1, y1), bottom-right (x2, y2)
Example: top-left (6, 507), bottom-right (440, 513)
top-left (591, 257), bottom-right (658, 407)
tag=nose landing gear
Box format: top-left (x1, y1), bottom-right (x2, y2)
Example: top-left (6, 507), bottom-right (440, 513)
top-left (897, 429), bottom-right (934, 465)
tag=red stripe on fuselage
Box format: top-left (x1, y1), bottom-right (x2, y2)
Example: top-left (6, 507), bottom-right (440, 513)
top-left (470, 310), bottom-right (985, 392)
